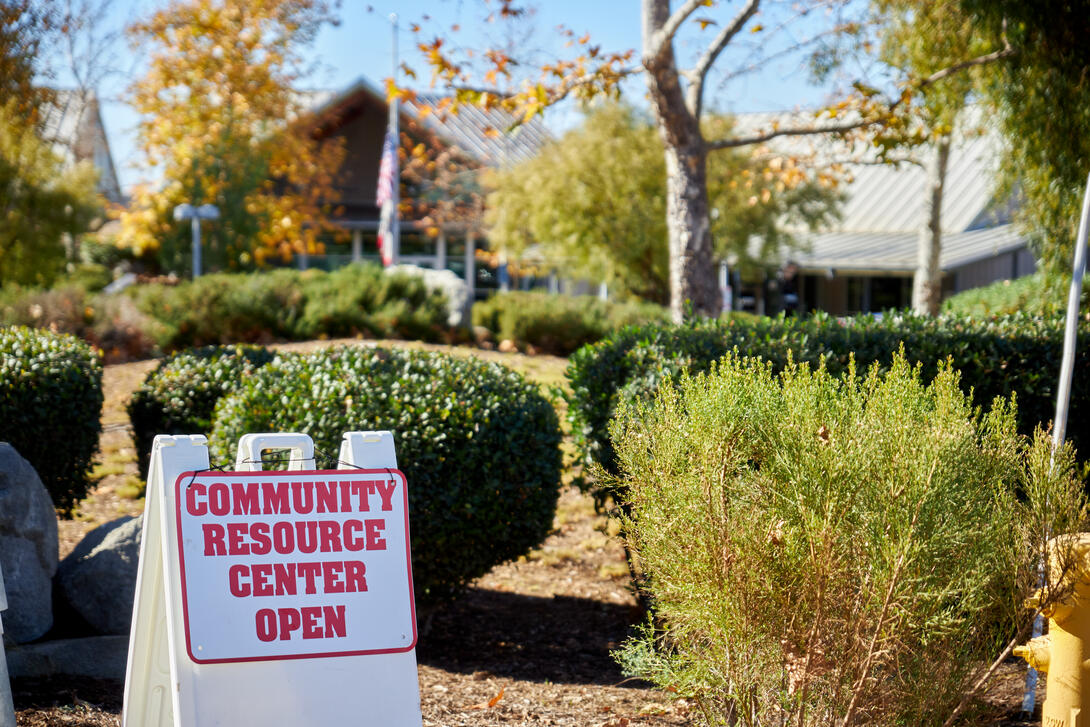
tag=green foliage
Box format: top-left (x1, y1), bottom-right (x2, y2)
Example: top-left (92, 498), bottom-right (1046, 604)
top-left (957, 0), bottom-right (1090, 276)
top-left (609, 352), bottom-right (1085, 726)
top-left (0, 326), bottom-right (103, 514)
top-left (471, 292), bottom-right (670, 355)
top-left (128, 345), bottom-right (275, 479)
top-left (942, 272), bottom-right (1073, 317)
top-left (0, 285), bottom-right (161, 363)
top-left (129, 264), bottom-right (450, 350)
top-left (297, 264), bottom-right (450, 342)
top-left (567, 313), bottom-right (1090, 493)
top-left (209, 346), bottom-right (562, 603)
top-left (0, 101), bottom-right (100, 287)
top-left (486, 104), bottom-right (841, 303)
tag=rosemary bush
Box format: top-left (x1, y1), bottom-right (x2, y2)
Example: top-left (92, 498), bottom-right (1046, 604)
top-left (609, 352), bottom-right (1085, 727)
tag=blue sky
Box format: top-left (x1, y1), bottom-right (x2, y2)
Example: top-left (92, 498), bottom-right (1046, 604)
top-left (57, 0), bottom-right (846, 193)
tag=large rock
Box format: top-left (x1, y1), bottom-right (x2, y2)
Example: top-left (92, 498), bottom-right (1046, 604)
top-left (57, 515), bottom-right (142, 635)
top-left (0, 443), bottom-right (59, 642)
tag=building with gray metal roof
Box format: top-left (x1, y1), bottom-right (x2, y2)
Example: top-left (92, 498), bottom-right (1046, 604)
top-left (730, 107), bottom-right (1033, 315)
top-left (39, 89), bottom-right (123, 205)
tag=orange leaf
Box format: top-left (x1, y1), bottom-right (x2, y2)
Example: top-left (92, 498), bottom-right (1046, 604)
top-left (696, 17), bottom-right (717, 30)
top-left (487, 687), bottom-right (506, 708)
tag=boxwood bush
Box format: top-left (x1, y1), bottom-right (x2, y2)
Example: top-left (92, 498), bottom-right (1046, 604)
top-left (0, 326), bottom-right (103, 514)
top-left (568, 312), bottom-right (1090, 490)
top-left (472, 291), bottom-right (670, 355)
top-left (209, 347), bottom-right (563, 603)
top-left (128, 345), bottom-right (275, 479)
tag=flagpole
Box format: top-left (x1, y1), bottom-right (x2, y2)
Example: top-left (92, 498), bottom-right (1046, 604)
top-left (389, 13), bottom-right (400, 266)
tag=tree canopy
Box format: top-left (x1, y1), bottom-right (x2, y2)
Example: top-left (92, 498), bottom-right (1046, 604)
top-left (119, 0), bottom-right (344, 274)
top-left (486, 104), bottom-right (840, 304)
top-left (0, 0), bottom-right (100, 287)
top-left (957, 0), bottom-right (1090, 277)
top-left (404, 0), bottom-right (1015, 321)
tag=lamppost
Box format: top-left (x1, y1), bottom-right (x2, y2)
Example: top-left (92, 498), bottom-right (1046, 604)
top-left (173, 203), bottom-right (220, 278)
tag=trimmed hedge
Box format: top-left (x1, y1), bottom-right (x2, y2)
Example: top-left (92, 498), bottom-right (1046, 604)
top-left (209, 347), bottom-right (563, 603)
top-left (0, 326), bottom-right (103, 514)
top-left (472, 291), bottom-right (670, 355)
top-left (128, 345), bottom-right (276, 479)
top-left (129, 265), bottom-right (451, 351)
top-left (942, 272), bottom-right (1072, 317)
top-left (568, 312), bottom-right (1088, 485)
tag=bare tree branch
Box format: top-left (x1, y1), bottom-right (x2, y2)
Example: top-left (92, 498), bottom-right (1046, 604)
top-left (707, 118), bottom-right (872, 150)
top-left (692, 0), bottom-right (759, 83)
top-left (645, 0), bottom-right (707, 62)
top-left (707, 33), bottom-right (1016, 153)
top-left (917, 41), bottom-right (1014, 89)
top-left (685, 0), bottom-right (759, 118)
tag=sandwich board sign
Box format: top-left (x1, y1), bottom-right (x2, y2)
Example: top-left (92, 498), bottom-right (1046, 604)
top-left (122, 431), bottom-right (423, 727)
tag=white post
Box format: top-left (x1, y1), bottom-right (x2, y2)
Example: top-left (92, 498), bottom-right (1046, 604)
top-left (598, 282), bottom-right (608, 302)
top-left (462, 232), bottom-right (475, 303)
top-left (351, 230), bottom-right (362, 263)
top-left (719, 261), bottom-right (733, 314)
top-left (191, 217), bottom-right (201, 279)
top-left (1022, 171), bottom-right (1090, 715)
top-left (0, 563), bottom-right (16, 727)
top-left (436, 230), bottom-right (447, 270)
top-left (1051, 171), bottom-right (1090, 453)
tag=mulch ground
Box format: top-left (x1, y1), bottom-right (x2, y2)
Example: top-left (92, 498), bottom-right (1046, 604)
top-left (11, 342), bottom-right (1046, 726)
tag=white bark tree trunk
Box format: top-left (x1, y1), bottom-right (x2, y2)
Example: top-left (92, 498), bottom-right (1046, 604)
top-left (912, 132), bottom-right (952, 316)
top-left (643, 0), bottom-right (720, 323)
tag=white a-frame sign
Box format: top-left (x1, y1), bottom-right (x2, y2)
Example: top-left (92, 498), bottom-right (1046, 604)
top-left (123, 431), bottom-right (423, 727)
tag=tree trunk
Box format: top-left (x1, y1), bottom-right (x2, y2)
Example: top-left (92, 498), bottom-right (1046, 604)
top-left (643, 0), bottom-right (720, 323)
top-left (912, 132), bottom-right (952, 316)
top-left (663, 141), bottom-right (718, 322)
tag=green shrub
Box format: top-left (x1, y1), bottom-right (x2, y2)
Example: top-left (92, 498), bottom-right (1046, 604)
top-left (942, 272), bottom-right (1075, 317)
top-left (128, 345), bottom-right (275, 479)
top-left (209, 346), bottom-right (562, 603)
top-left (609, 352), bottom-right (1085, 726)
top-left (567, 312), bottom-right (1090, 492)
top-left (472, 291), bottom-right (670, 355)
top-left (130, 265), bottom-right (451, 350)
top-left (129, 269), bottom-right (310, 348)
top-left (297, 264), bottom-right (450, 341)
top-left (67, 263), bottom-right (114, 292)
top-left (0, 326), bottom-right (103, 514)
top-left (0, 286), bottom-right (159, 363)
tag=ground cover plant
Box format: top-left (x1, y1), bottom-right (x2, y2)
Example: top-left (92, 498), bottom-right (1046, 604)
top-left (0, 326), bottom-right (103, 514)
top-left (567, 312), bottom-right (1090, 496)
top-left (128, 344), bottom-right (276, 479)
top-left (472, 291), bottom-right (670, 355)
top-left (208, 346), bottom-right (563, 603)
top-left (608, 352), bottom-right (1086, 726)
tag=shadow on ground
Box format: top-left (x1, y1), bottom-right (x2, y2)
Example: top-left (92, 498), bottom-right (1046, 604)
top-left (416, 586), bottom-right (644, 686)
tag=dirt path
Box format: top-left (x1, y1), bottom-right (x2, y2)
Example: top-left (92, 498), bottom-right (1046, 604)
top-left (17, 340), bottom-right (694, 726)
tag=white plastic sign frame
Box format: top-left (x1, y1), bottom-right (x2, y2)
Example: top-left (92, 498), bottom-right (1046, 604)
top-left (122, 431), bottom-right (423, 727)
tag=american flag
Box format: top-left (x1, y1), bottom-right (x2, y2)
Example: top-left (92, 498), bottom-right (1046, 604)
top-left (375, 129), bottom-right (397, 267)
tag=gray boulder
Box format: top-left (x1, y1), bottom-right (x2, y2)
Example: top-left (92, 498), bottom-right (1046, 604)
top-left (0, 443), bottom-right (59, 643)
top-left (57, 515), bottom-right (142, 635)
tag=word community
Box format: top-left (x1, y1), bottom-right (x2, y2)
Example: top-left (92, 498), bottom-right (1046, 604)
top-left (177, 472), bottom-right (412, 653)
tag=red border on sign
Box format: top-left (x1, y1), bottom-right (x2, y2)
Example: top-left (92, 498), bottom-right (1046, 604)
top-left (174, 468), bottom-right (418, 665)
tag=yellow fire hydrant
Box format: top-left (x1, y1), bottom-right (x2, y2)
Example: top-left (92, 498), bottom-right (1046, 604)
top-left (1015, 533), bottom-right (1090, 727)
